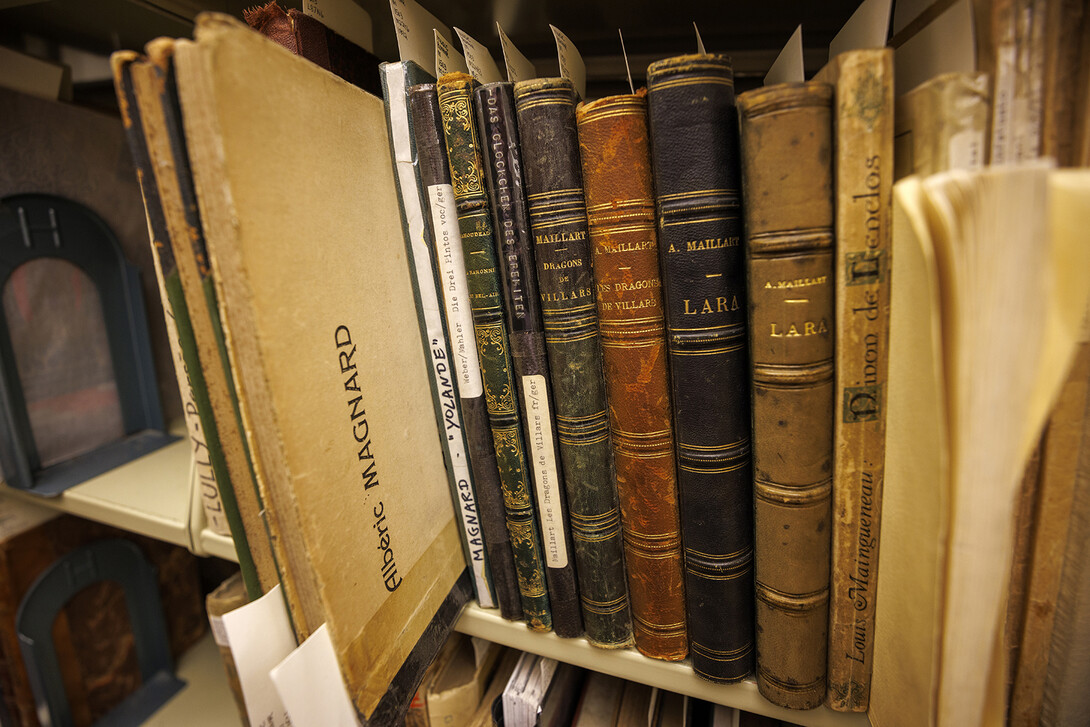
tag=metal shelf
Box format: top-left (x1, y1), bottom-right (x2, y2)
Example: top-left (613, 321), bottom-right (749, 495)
top-left (454, 603), bottom-right (871, 727)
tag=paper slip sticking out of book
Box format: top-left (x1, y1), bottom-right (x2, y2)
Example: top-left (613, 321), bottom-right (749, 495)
top-left (222, 585), bottom-right (296, 727)
top-left (390, 0), bottom-right (450, 75)
top-left (271, 624), bottom-right (361, 727)
top-left (765, 25), bottom-right (804, 85)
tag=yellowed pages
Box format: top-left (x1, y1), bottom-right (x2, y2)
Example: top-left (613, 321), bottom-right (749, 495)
top-left (869, 177), bottom-right (949, 727)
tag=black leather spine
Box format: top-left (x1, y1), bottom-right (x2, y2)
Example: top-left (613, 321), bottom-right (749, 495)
top-left (514, 77), bottom-right (634, 648)
top-left (409, 83), bottom-right (523, 621)
top-left (646, 54), bottom-right (755, 682)
top-left (473, 81), bottom-right (583, 638)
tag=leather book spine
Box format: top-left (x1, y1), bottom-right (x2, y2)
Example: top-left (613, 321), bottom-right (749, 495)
top-left (473, 81), bottom-right (583, 639)
top-left (436, 72), bottom-right (552, 631)
top-left (737, 82), bottom-right (835, 710)
top-left (820, 49), bottom-right (894, 713)
top-left (647, 53), bottom-right (754, 682)
top-left (576, 91), bottom-right (688, 661)
top-left (407, 80), bottom-right (523, 620)
top-left (514, 77), bottom-right (634, 649)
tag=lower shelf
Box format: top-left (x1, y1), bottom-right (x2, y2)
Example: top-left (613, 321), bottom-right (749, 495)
top-left (453, 604), bottom-right (871, 727)
top-left (145, 632), bottom-right (242, 726)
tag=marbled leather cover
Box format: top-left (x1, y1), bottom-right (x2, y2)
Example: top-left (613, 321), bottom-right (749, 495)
top-left (576, 91), bottom-right (688, 661)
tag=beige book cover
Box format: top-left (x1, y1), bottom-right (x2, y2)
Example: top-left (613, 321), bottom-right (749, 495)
top-left (871, 169), bottom-right (1090, 727)
top-left (893, 71), bottom-right (990, 180)
top-left (174, 13), bottom-right (470, 722)
top-left (814, 47), bottom-right (894, 713)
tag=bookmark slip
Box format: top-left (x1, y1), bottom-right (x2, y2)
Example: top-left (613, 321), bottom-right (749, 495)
top-left (390, 0), bottom-right (450, 75)
top-left (497, 22), bottom-right (536, 83)
top-left (829, 0), bottom-right (893, 58)
top-left (303, 0), bottom-right (374, 52)
top-left (222, 585), bottom-right (296, 727)
top-left (765, 24), bottom-right (805, 85)
top-left (271, 624), bottom-right (362, 727)
top-left (550, 25), bottom-right (586, 100)
top-left (454, 27), bottom-right (503, 84)
top-left (435, 29), bottom-right (468, 76)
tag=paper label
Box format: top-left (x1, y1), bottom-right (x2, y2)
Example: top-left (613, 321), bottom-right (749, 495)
top-left (948, 129), bottom-right (984, 171)
top-left (221, 585), bottom-right (296, 727)
top-left (386, 66), bottom-right (492, 606)
top-left (435, 29), bottom-right (467, 77)
top-left (693, 22), bottom-right (707, 54)
top-left (428, 184), bottom-right (483, 399)
top-left (765, 25), bottom-right (805, 85)
top-left (303, 0), bottom-right (373, 53)
top-left (454, 27), bottom-right (503, 84)
top-left (829, 0), bottom-right (893, 58)
top-left (521, 375), bottom-right (567, 568)
top-left (270, 624), bottom-right (361, 727)
top-left (422, 178), bottom-right (490, 605)
top-left (209, 614), bottom-right (230, 647)
top-left (550, 25), bottom-right (586, 100)
top-left (496, 23), bottom-right (536, 83)
top-left (389, 0), bottom-right (449, 75)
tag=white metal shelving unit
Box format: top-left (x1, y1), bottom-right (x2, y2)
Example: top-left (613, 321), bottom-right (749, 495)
top-left (454, 604), bottom-right (871, 727)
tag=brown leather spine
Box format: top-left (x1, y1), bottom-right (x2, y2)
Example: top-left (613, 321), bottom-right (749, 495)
top-left (576, 91), bottom-right (688, 661)
top-left (737, 82), bottom-right (835, 710)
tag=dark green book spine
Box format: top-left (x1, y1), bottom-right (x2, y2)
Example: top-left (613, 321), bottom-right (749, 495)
top-left (113, 54), bottom-right (262, 598)
top-left (513, 77), bottom-right (634, 648)
top-left (437, 72), bottom-right (552, 631)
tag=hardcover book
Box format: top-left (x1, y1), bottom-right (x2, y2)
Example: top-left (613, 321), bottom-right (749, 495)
top-left (646, 52), bottom-right (754, 683)
top-left (436, 71), bottom-right (553, 632)
top-left (113, 48), bottom-right (281, 603)
top-left (111, 52), bottom-right (232, 540)
top-left (737, 81), bottom-right (835, 710)
top-left (171, 15), bottom-right (471, 722)
top-left (576, 91), bottom-right (688, 662)
top-left (473, 80), bottom-right (583, 639)
top-left (513, 76), bottom-right (633, 649)
top-left (814, 48), bottom-right (894, 712)
top-left (400, 75), bottom-right (523, 618)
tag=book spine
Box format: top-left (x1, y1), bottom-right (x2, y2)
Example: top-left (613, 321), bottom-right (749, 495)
top-left (473, 81), bottom-right (584, 640)
top-left (436, 73), bottom-right (552, 632)
top-left (826, 49), bottom-right (893, 713)
top-left (646, 53), bottom-right (754, 682)
top-left (112, 53), bottom-right (263, 599)
top-left (405, 76), bottom-right (524, 618)
top-left (737, 82), bottom-right (835, 710)
top-left (576, 92), bottom-right (688, 661)
top-left (513, 77), bottom-right (634, 649)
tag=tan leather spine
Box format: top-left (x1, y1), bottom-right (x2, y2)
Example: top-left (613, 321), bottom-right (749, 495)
top-left (738, 82), bottom-right (835, 709)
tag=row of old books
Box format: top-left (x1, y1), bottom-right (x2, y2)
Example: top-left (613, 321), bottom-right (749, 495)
top-left (382, 25), bottom-right (899, 719)
top-left (106, 3), bottom-right (1090, 727)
